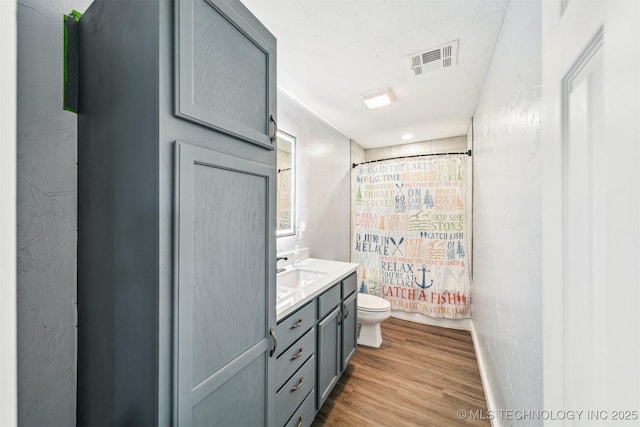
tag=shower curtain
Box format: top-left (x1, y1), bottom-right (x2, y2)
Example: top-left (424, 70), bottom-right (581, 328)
top-left (351, 155), bottom-right (471, 319)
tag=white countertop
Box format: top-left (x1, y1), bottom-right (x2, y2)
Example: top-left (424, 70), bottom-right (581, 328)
top-left (276, 257), bottom-right (358, 321)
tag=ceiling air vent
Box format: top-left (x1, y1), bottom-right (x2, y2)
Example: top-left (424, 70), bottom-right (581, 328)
top-left (408, 40), bottom-right (459, 76)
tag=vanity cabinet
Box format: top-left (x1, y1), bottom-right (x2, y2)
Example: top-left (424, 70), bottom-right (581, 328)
top-left (274, 271), bottom-right (357, 426)
top-left (275, 303), bottom-right (316, 427)
top-left (77, 0), bottom-right (277, 425)
top-left (317, 273), bottom-right (358, 408)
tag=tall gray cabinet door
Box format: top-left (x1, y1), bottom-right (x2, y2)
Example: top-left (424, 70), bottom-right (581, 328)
top-left (176, 0), bottom-right (277, 149)
top-left (174, 142), bottom-right (276, 426)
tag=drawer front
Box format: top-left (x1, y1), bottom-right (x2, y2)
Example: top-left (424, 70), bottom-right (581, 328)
top-left (317, 284), bottom-right (341, 319)
top-left (342, 272), bottom-right (357, 298)
top-left (276, 302), bottom-right (316, 356)
top-left (275, 328), bottom-right (315, 389)
top-left (275, 356), bottom-right (315, 427)
top-left (284, 388), bottom-right (316, 427)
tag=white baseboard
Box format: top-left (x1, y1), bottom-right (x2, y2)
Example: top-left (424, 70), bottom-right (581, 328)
top-left (470, 320), bottom-right (500, 427)
top-left (391, 310), bottom-right (471, 331)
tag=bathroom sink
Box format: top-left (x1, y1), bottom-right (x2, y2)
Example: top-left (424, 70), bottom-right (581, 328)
top-left (277, 268), bottom-right (327, 289)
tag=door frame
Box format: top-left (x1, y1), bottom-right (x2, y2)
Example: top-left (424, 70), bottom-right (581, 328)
top-left (0, 0), bottom-right (17, 424)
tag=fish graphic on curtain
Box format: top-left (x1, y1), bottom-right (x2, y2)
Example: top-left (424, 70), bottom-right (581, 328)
top-left (351, 155), bottom-right (471, 319)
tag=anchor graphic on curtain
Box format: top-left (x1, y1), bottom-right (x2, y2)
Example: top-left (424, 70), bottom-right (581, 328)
top-left (414, 265), bottom-right (433, 289)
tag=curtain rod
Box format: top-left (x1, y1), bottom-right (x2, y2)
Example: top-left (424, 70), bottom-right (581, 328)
top-left (352, 149), bottom-right (472, 169)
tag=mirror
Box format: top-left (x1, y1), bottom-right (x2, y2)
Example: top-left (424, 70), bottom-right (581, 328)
top-left (276, 130), bottom-right (295, 237)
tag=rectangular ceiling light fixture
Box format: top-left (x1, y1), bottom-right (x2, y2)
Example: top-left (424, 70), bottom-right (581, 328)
top-left (361, 87), bottom-right (395, 109)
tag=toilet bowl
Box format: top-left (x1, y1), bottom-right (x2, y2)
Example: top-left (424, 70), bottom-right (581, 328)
top-left (357, 293), bottom-right (391, 348)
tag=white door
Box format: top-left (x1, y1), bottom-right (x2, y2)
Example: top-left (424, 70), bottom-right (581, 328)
top-left (543, 0), bottom-right (640, 423)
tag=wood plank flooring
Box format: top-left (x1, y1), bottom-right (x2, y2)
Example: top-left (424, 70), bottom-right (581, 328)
top-left (312, 318), bottom-right (490, 427)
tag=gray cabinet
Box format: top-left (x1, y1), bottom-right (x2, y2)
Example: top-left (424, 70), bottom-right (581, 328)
top-left (276, 273), bottom-right (358, 425)
top-left (341, 292), bottom-right (358, 370)
top-left (176, 0), bottom-right (277, 148)
top-left (77, 0), bottom-right (276, 425)
top-left (316, 305), bottom-right (342, 410)
top-left (275, 356), bottom-right (315, 427)
top-left (275, 303), bottom-right (316, 427)
top-left (174, 143), bottom-right (275, 425)
top-left (341, 273), bottom-right (358, 370)
top-left (284, 390), bottom-right (315, 427)
top-left (316, 273), bottom-right (357, 410)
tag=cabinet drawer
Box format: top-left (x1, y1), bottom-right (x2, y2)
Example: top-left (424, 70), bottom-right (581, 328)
top-left (317, 284), bottom-right (341, 319)
top-left (342, 272), bottom-right (357, 298)
top-left (275, 356), bottom-right (315, 427)
top-left (276, 302), bottom-right (316, 356)
top-left (284, 388), bottom-right (315, 427)
top-left (275, 328), bottom-right (315, 390)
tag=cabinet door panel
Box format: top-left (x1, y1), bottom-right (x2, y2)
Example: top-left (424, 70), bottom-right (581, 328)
top-left (316, 307), bottom-right (341, 410)
top-left (341, 292), bottom-right (358, 370)
top-left (176, 0), bottom-right (276, 149)
top-left (174, 141), bottom-right (276, 425)
top-left (192, 356), bottom-right (266, 426)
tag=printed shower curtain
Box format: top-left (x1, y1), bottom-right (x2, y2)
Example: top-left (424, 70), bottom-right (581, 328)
top-left (351, 155), bottom-right (471, 319)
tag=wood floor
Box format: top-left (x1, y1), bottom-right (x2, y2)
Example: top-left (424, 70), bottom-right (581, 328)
top-left (312, 318), bottom-right (490, 427)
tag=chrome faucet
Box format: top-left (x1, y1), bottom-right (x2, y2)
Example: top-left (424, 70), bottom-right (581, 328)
top-left (276, 256), bottom-right (288, 274)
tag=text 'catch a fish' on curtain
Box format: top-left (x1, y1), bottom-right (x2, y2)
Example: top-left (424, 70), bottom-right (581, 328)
top-left (351, 155), bottom-right (471, 319)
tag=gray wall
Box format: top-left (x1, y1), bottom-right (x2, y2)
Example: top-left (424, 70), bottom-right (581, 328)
top-left (471, 0), bottom-right (542, 421)
top-left (17, 0), bottom-right (92, 425)
top-left (276, 89), bottom-right (352, 262)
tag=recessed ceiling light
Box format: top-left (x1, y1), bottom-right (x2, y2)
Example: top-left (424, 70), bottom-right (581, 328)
top-left (361, 88), bottom-right (395, 109)
top-left (402, 133), bottom-right (413, 140)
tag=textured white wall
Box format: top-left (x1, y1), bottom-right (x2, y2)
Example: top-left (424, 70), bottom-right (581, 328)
top-left (471, 0), bottom-right (542, 421)
top-left (1, 1), bottom-right (17, 425)
top-left (277, 89), bottom-right (352, 262)
top-left (17, 1), bottom-right (92, 425)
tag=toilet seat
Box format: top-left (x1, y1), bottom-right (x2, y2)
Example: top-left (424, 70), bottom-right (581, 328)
top-left (358, 293), bottom-right (390, 312)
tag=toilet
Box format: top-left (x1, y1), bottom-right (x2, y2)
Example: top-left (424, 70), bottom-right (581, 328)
top-left (357, 293), bottom-right (391, 348)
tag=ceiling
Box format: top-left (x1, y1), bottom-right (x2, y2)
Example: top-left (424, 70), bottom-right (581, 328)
top-left (240, 0), bottom-right (509, 149)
